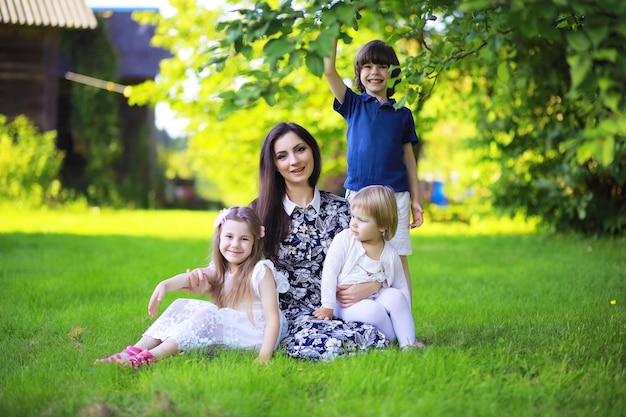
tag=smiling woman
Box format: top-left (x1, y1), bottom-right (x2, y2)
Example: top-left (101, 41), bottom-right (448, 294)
top-left (252, 122), bottom-right (389, 360)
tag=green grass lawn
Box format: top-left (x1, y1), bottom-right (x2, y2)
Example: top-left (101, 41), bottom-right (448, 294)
top-left (0, 208), bottom-right (624, 417)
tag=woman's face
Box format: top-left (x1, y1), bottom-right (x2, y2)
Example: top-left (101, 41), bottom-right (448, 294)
top-left (273, 131), bottom-right (314, 187)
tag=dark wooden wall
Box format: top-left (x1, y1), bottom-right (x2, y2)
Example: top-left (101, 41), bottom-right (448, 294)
top-left (0, 25), bottom-right (59, 132)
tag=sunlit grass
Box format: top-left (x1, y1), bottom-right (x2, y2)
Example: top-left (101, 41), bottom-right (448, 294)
top-left (1, 208), bottom-right (624, 417)
top-left (1, 207), bottom-right (219, 238)
top-left (2, 206), bottom-right (537, 237)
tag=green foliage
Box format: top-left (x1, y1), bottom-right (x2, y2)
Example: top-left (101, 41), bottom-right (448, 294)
top-left (130, 2), bottom-right (358, 205)
top-left (130, 0), bottom-right (625, 234)
top-left (209, 0), bottom-right (625, 235)
top-left (60, 16), bottom-right (123, 206)
top-left (0, 115), bottom-right (64, 207)
top-left (1, 209), bottom-right (625, 416)
top-left (455, 0), bottom-right (626, 235)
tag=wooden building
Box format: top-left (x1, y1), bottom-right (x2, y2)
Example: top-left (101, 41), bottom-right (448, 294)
top-left (0, 0), bottom-right (97, 131)
top-left (1, 1), bottom-right (171, 206)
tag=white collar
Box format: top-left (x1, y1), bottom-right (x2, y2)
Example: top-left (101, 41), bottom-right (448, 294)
top-left (283, 188), bottom-right (321, 215)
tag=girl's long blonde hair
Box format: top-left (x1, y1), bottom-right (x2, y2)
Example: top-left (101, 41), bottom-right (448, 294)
top-left (209, 206), bottom-right (264, 313)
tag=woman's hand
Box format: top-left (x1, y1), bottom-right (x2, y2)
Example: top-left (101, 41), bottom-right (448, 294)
top-left (336, 281), bottom-right (382, 308)
top-left (148, 282), bottom-right (166, 318)
top-left (186, 268), bottom-right (212, 295)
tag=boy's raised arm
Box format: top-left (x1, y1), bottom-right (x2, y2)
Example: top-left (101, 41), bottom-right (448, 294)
top-left (323, 37), bottom-right (347, 104)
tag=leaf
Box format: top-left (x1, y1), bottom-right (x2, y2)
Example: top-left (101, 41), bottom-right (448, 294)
top-left (289, 50), bottom-right (302, 68)
top-left (305, 52), bottom-right (324, 77)
top-left (310, 31), bottom-right (333, 57)
top-left (601, 92), bottom-right (620, 113)
top-left (332, 2), bottom-right (357, 26)
top-left (250, 21), bottom-right (271, 40)
top-left (263, 36), bottom-right (294, 59)
top-left (218, 91), bottom-right (236, 101)
top-left (567, 52), bottom-right (592, 89)
top-left (566, 30), bottom-right (590, 52)
top-left (601, 135), bottom-right (615, 166)
top-left (585, 24), bottom-right (609, 49)
top-left (240, 44), bottom-right (253, 60)
top-left (282, 84), bottom-right (299, 97)
top-left (225, 21), bottom-right (243, 43)
top-left (576, 140), bottom-right (597, 164)
top-left (497, 62), bottom-right (510, 81)
top-left (593, 49), bottom-right (617, 63)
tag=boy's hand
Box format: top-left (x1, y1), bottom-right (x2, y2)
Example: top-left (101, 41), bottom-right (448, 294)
top-left (313, 307), bottom-right (334, 320)
top-left (410, 201), bottom-right (424, 228)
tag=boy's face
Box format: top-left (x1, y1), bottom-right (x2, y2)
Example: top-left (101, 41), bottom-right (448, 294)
top-left (359, 63), bottom-right (390, 99)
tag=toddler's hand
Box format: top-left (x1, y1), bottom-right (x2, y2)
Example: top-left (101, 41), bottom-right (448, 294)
top-left (313, 307), bottom-right (333, 320)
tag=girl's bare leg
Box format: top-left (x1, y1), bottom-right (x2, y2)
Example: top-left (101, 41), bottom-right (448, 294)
top-left (146, 337), bottom-right (180, 360)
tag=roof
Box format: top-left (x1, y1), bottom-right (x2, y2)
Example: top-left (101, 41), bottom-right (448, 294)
top-left (102, 11), bottom-right (171, 80)
top-left (0, 0), bottom-right (97, 29)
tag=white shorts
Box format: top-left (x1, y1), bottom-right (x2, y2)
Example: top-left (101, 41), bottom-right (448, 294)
top-left (345, 189), bottom-right (412, 256)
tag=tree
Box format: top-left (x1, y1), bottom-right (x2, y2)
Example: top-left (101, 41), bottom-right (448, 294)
top-left (131, 0), bottom-right (625, 234)
top-left (61, 16), bottom-right (123, 206)
top-left (130, 1), bottom-right (385, 206)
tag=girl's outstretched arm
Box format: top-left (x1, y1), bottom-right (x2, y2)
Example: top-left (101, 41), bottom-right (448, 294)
top-left (147, 267), bottom-right (212, 318)
top-left (148, 272), bottom-right (190, 317)
top-left (255, 265), bottom-right (280, 364)
top-left (182, 267), bottom-right (214, 295)
top-left (323, 37), bottom-right (347, 104)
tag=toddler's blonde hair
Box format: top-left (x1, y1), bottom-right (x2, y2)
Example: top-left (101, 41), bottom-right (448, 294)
top-left (350, 185), bottom-right (398, 241)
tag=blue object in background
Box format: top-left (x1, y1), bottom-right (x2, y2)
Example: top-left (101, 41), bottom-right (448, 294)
top-left (431, 180), bottom-right (448, 206)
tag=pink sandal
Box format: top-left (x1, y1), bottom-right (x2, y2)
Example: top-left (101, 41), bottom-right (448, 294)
top-left (127, 349), bottom-right (157, 370)
top-left (95, 345), bottom-right (142, 364)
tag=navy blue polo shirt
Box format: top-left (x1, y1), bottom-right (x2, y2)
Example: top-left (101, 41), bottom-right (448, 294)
top-left (334, 88), bottom-right (419, 192)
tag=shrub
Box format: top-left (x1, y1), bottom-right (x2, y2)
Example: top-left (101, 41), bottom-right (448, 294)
top-left (0, 115), bottom-right (64, 207)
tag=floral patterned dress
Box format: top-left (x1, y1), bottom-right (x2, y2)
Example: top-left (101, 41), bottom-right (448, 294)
top-left (276, 190), bottom-right (387, 360)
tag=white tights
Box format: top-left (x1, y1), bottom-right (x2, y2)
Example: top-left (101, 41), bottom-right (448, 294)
top-left (334, 287), bottom-right (416, 348)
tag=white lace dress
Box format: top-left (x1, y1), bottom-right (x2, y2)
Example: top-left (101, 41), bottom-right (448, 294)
top-left (143, 260), bottom-right (289, 352)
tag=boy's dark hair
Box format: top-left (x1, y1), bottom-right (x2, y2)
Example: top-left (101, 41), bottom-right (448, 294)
top-left (354, 40), bottom-right (401, 97)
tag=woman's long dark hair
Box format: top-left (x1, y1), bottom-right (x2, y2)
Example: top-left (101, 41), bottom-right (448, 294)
top-left (252, 122), bottom-right (322, 261)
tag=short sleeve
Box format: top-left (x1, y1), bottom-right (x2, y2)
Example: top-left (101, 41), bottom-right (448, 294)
top-left (251, 260), bottom-right (289, 297)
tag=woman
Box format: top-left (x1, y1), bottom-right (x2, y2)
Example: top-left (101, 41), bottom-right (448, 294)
top-left (252, 122), bottom-right (388, 360)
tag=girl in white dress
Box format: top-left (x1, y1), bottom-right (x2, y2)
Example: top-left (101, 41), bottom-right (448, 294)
top-left (313, 185), bottom-right (424, 350)
top-left (96, 206), bottom-right (289, 369)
